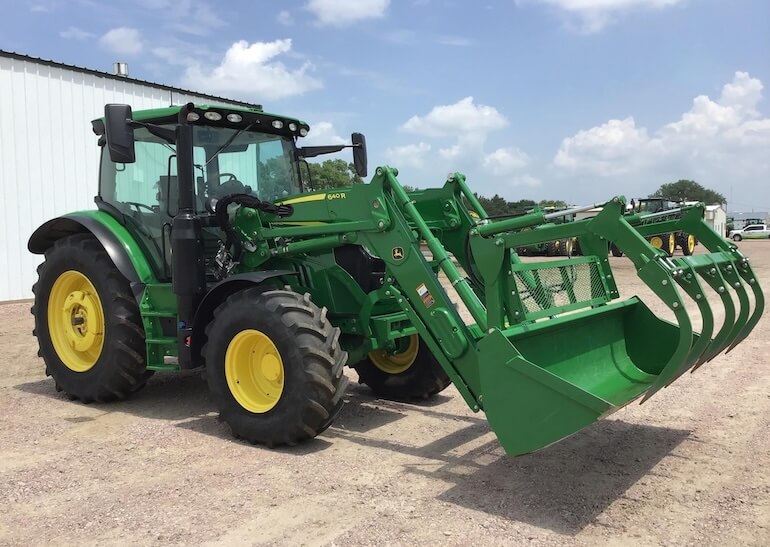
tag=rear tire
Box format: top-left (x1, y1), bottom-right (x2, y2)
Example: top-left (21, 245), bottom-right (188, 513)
top-left (204, 289), bottom-right (348, 447)
top-left (354, 335), bottom-right (450, 401)
top-left (665, 232), bottom-right (676, 256)
top-left (31, 234), bottom-right (149, 403)
top-left (546, 241), bottom-right (559, 257)
top-left (682, 233), bottom-right (696, 256)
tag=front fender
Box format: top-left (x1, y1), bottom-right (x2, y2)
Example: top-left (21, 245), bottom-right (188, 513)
top-left (28, 211), bottom-right (158, 287)
top-left (191, 271), bottom-right (297, 363)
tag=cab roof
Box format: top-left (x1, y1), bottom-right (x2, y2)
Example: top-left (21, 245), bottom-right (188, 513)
top-left (91, 103), bottom-right (310, 140)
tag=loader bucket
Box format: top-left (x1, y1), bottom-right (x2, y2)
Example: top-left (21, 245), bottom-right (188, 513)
top-left (477, 297), bottom-right (688, 455)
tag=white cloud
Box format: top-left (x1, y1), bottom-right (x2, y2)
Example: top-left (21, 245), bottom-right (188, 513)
top-left (385, 142), bottom-right (431, 168)
top-left (306, 0), bottom-right (390, 26)
top-left (510, 174), bottom-right (542, 187)
top-left (554, 117), bottom-right (659, 175)
top-left (523, 0), bottom-right (685, 32)
top-left (99, 27), bottom-right (143, 55)
top-left (395, 99), bottom-right (531, 185)
top-left (401, 97), bottom-right (508, 137)
top-left (139, 0), bottom-right (225, 35)
top-left (302, 121), bottom-right (346, 145)
top-left (277, 10), bottom-right (294, 25)
top-left (483, 147), bottom-right (530, 175)
top-left (182, 39), bottom-right (322, 100)
top-left (60, 26), bottom-right (94, 40)
top-left (554, 71), bottom-right (770, 182)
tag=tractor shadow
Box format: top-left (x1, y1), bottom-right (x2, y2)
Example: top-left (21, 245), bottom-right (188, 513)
top-left (325, 392), bottom-right (691, 535)
top-left (13, 372), bottom-right (425, 449)
top-left (15, 375), bottom-right (690, 534)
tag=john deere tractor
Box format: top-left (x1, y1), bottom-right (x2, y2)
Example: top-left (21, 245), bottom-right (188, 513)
top-left (636, 198), bottom-right (698, 256)
top-left (29, 103), bottom-right (764, 455)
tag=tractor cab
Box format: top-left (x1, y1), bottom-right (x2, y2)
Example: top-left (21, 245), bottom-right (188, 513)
top-left (93, 105), bottom-right (309, 278)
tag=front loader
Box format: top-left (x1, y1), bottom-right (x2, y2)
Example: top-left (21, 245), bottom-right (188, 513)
top-left (29, 103), bottom-right (764, 455)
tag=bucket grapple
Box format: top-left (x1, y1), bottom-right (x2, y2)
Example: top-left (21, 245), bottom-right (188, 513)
top-left (343, 168), bottom-right (763, 455)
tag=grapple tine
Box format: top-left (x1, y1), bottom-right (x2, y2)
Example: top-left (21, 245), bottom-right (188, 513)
top-left (665, 259), bottom-right (714, 384)
top-left (717, 260), bottom-right (751, 357)
top-left (725, 256), bottom-right (765, 352)
top-left (692, 261), bottom-right (736, 370)
top-left (638, 259), bottom-right (694, 403)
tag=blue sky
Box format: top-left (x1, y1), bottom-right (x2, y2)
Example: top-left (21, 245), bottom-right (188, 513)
top-left (2, 0), bottom-right (769, 210)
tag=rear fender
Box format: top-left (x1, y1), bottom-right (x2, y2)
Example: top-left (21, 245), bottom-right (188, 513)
top-left (28, 211), bottom-right (158, 299)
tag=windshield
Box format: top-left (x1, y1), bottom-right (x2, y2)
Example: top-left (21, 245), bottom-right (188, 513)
top-left (193, 126), bottom-right (302, 203)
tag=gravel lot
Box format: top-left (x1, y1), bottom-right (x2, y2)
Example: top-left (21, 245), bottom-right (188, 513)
top-left (1, 241), bottom-right (768, 546)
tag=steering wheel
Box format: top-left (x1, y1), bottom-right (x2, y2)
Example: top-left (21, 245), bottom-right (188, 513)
top-left (123, 201), bottom-right (158, 215)
top-left (215, 173), bottom-right (253, 197)
top-left (219, 173), bottom-right (239, 183)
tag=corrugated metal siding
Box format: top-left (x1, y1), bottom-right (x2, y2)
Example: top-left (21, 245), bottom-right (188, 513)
top-left (0, 56), bottom-right (240, 300)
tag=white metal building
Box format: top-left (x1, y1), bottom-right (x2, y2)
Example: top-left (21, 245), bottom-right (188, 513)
top-left (0, 51), bottom-right (256, 301)
top-left (705, 204), bottom-right (727, 237)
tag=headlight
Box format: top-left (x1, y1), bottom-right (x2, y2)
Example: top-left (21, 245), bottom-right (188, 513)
top-left (299, 128), bottom-right (308, 137)
top-left (272, 120), bottom-right (284, 129)
top-left (288, 122), bottom-right (297, 131)
top-left (226, 113), bottom-right (243, 123)
top-left (187, 112), bottom-right (200, 122)
top-left (204, 111), bottom-right (222, 121)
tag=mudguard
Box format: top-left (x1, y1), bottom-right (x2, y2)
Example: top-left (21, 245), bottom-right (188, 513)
top-left (28, 211), bottom-right (158, 297)
top-left (191, 271), bottom-right (298, 360)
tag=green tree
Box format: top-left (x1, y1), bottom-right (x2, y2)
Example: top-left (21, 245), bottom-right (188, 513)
top-left (306, 159), bottom-right (363, 190)
top-left (538, 199), bottom-right (568, 209)
top-left (651, 179), bottom-right (726, 204)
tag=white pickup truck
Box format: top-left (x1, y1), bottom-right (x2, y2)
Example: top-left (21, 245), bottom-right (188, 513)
top-left (729, 224), bottom-right (770, 241)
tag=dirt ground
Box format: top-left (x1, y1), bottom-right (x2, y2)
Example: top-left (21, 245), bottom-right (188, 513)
top-left (1, 241), bottom-right (769, 546)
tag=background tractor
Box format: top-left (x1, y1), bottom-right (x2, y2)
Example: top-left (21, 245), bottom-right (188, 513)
top-left (28, 103), bottom-right (764, 455)
top-left (517, 207), bottom-right (576, 257)
top-left (637, 198), bottom-right (698, 256)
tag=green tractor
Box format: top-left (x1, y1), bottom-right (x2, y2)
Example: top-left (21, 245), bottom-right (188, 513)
top-left (517, 207), bottom-right (576, 257)
top-left (29, 103), bottom-right (764, 455)
top-left (636, 198), bottom-right (698, 256)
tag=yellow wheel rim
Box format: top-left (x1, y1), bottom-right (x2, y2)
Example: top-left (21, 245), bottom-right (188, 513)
top-left (687, 234), bottom-right (696, 254)
top-left (369, 335), bottom-right (419, 375)
top-left (650, 236), bottom-right (663, 249)
top-left (668, 233), bottom-right (676, 254)
top-left (47, 270), bottom-right (105, 372)
top-left (225, 329), bottom-right (284, 413)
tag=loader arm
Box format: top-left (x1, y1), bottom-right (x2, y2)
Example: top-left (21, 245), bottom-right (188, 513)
top-left (234, 167), bottom-right (763, 455)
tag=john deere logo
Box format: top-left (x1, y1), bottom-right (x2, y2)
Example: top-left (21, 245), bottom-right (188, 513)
top-left (392, 247), bottom-right (404, 260)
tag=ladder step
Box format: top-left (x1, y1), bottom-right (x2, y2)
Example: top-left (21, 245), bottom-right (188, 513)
top-left (146, 337), bottom-right (177, 345)
top-left (143, 311), bottom-right (177, 317)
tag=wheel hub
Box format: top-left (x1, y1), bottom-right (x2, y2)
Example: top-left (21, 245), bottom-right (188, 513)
top-left (225, 329), bottom-right (285, 413)
top-left (47, 271), bottom-right (104, 372)
top-left (369, 334), bottom-right (419, 374)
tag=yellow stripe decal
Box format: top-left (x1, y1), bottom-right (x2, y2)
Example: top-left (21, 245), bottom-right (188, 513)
top-left (278, 194), bottom-right (327, 205)
top-left (271, 221), bottom-right (327, 226)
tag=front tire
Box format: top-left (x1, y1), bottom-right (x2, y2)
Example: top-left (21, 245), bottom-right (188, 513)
top-left (733, 234), bottom-right (742, 242)
top-left (353, 335), bottom-right (450, 401)
top-left (31, 234), bottom-right (150, 403)
top-left (204, 289), bottom-right (348, 447)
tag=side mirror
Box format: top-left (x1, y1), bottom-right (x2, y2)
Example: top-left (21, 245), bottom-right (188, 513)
top-left (351, 132), bottom-right (367, 178)
top-left (104, 104), bottom-right (136, 163)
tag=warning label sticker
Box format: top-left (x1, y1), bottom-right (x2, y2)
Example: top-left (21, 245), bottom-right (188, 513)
top-left (416, 283), bottom-right (435, 308)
